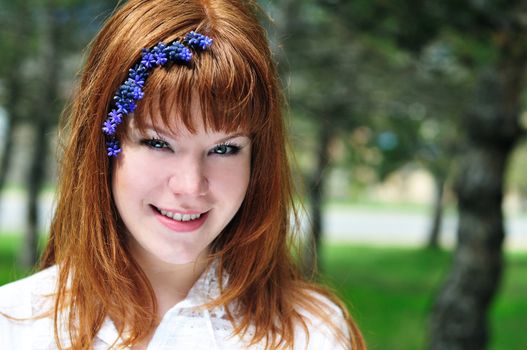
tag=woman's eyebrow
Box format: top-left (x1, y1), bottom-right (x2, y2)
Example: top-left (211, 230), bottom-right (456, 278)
top-left (140, 124), bottom-right (172, 137)
top-left (140, 123), bottom-right (249, 142)
top-left (214, 132), bottom-right (250, 144)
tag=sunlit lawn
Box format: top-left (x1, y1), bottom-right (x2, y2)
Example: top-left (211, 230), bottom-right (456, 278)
top-left (319, 243), bottom-right (527, 350)
top-left (0, 233), bottom-right (34, 283)
top-left (1, 234), bottom-right (526, 349)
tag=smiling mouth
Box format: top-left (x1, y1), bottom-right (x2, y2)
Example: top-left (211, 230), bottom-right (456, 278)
top-left (151, 205), bottom-right (206, 222)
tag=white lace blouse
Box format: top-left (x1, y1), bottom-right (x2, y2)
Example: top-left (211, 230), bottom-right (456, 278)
top-left (0, 263), bottom-right (350, 349)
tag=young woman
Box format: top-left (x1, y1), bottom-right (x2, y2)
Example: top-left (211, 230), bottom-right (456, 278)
top-left (0, 0), bottom-right (365, 349)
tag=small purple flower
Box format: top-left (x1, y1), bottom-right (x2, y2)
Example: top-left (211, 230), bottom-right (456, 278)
top-left (140, 49), bottom-right (156, 69)
top-left (129, 64), bottom-right (148, 87)
top-left (102, 119), bottom-right (116, 135)
top-left (184, 31), bottom-right (213, 50)
top-left (127, 100), bottom-right (137, 113)
top-left (165, 41), bottom-right (193, 62)
top-left (115, 97), bottom-right (136, 114)
top-left (106, 140), bottom-right (121, 157)
top-left (131, 86), bottom-right (144, 100)
top-left (152, 43), bottom-right (168, 65)
top-left (108, 110), bottom-right (122, 124)
top-left (115, 100), bottom-right (128, 115)
top-left (131, 73), bottom-right (145, 87)
top-left (118, 79), bottom-right (143, 101)
top-left (179, 47), bottom-right (192, 62)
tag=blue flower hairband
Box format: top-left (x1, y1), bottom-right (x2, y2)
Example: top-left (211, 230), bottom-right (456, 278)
top-left (102, 31), bottom-right (213, 157)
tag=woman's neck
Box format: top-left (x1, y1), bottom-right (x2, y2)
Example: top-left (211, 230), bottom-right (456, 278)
top-left (130, 248), bottom-right (210, 318)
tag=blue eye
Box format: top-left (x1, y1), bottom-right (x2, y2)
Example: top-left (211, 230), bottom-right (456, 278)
top-left (211, 143), bottom-right (240, 155)
top-left (141, 138), bottom-right (170, 150)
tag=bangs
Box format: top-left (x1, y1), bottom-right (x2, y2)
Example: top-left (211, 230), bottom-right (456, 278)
top-left (130, 37), bottom-right (272, 137)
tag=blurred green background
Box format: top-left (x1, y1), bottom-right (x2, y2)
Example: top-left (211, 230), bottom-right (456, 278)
top-left (1, 0), bottom-right (527, 349)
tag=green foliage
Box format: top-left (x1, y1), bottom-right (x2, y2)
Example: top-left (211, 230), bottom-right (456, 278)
top-left (272, 0), bottom-right (485, 196)
top-left (0, 1), bottom-right (101, 125)
top-left (301, 0), bottom-right (527, 201)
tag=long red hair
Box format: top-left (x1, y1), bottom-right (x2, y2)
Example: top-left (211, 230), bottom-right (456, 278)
top-left (40, 0), bottom-right (365, 349)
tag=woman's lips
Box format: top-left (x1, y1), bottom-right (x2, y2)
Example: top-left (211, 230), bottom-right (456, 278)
top-left (151, 205), bottom-right (209, 232)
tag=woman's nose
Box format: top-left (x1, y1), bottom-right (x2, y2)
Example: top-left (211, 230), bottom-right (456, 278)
top-left (167, 156), bottom-right (209, 196)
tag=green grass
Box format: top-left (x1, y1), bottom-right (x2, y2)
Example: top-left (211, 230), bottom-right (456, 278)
top-left (0, 233), bottom-right (46, 284)
top-left (319, 244), bottom-right (450, 349)
top-left (0, 234), bottom-right (29, 283)
top-left (318, 244), bottom-right (527, 350)
top-left (489, 252), bottom-right (527, 350)
top-left (1, 235), bottom-right (526, 349)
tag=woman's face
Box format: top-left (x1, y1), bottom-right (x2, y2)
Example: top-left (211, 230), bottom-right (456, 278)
top-left (111, 101), bottom-right (251, 266)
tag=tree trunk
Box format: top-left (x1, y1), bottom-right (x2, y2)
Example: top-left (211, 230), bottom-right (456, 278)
top-left (427, 175), bottom-right (444, 249)
top-left (0, 119), bottom-right (14, 188)
top-left (0, 15), bottom-right (25, 227)
top-left (20, 2), bottom-right (59, 268)
top-left (22, 132), bottom-right (48, 268)
top-left (302, 124), bottom-right (333, 277)
top-left (0, 105), bottom-right (16, 202)
top-left (428, 65), bottom-right (524, 349)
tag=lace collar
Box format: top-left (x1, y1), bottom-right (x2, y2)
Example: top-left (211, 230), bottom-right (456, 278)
top-left (96, 259), bottom-right (230, 346)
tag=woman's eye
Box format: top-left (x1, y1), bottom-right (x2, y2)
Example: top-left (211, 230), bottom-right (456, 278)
top-left (141, 138), bottom-right (170, 150)
top-left (211, 144), bottom-right (240, 155)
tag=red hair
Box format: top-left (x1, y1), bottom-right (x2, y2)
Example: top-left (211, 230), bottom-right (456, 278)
top-left (39, 0), bottom-right (365, 349)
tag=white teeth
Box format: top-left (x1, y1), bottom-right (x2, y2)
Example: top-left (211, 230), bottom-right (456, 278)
top-left (160, 210), bottom-right (174, 218)
top-left (159, 208), bottom-right (202, 222)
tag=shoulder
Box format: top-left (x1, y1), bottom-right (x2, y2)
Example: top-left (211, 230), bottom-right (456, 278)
top-left (0, 266), bottom-right (59, 348)
top-left (294, 290), bottom-right (351, 350)
top-left (0, 265), bottom-right (58, 317)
